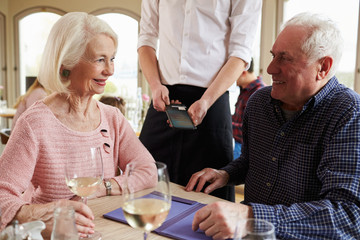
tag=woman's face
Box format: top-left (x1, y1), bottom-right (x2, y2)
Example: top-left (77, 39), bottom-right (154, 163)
top-left (69, 34), bottom-right (116, 96)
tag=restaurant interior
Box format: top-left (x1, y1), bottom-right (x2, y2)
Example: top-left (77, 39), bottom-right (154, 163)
top-left (0, 0), bottom-right (359, 239)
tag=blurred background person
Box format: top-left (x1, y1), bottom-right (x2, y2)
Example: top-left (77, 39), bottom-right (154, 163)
top-left (232, 59), bottom-right (265, 159)
top-left (12, 78), bottom-right (49, 131)
top-left (99, 95), bottom-right (126, 115)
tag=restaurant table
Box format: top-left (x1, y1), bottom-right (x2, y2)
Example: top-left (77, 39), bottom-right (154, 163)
top-left (88, 182), bottom-right (228, 240)
top-left (0, 108), bottom-right (16, 118)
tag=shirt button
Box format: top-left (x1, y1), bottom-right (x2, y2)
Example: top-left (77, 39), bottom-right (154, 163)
top-left (266, 182), bottom-right (271, 187)
top-left (280, 131), bottom-right (285, 136)
top-left (272, 157), bottom-right (277, 161)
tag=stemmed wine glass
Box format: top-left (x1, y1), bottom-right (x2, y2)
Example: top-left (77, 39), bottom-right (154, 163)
top-left (65, 147), bottom-right (104, 240)
top-left (122, 161), bottom-right (171, 240)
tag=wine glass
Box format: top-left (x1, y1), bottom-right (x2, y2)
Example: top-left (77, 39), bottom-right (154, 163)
top-left (234, 218), bottom-right (276, 240)
top-left (122, 161), bottom-right (171, 240)
top-left (65, 147), bottom-right (104, 240)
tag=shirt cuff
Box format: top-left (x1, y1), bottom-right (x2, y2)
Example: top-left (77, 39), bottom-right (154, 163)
top-left (249, 203), bottom-right (278, 230)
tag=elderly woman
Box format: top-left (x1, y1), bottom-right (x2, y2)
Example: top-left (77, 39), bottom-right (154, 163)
top-left (0, 12), bottom-right (156, 238)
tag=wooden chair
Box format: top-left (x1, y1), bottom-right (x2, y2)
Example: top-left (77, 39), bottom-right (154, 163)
top-left (0, 128), bottom-right (10, 144)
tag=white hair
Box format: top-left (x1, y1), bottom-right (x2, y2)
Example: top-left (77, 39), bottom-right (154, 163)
top-left (38, 12), bottom-right (118, 94)
top-left (282, 12), bottom-right (344, 78)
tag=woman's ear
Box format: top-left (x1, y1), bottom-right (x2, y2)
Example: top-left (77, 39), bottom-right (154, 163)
top-left (316, 56), bottom-right (333, 80)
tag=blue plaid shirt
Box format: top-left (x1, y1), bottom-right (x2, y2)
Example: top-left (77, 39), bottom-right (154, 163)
top-left (222, 77), bottom-right (360, 239)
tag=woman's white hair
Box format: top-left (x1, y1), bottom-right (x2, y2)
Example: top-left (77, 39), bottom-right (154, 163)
top-left (282, 12), bottom-right (344, 78)
top-left (38, 12), bottom-right (118, 94)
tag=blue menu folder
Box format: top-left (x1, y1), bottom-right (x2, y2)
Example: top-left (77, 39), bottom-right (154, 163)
top-left (103, 193), bottom-right (212, 240)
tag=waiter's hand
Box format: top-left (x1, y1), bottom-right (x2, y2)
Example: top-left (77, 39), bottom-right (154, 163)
top-left (188, 99), bottom-right (209, 126)
top-left (185, 168), bottom-right (229, 194)
top-left (152, 85), bottom-right (170, 112)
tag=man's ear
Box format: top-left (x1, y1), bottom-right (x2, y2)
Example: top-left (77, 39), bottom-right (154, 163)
top-left (316, 56), bottom-right (333, 80)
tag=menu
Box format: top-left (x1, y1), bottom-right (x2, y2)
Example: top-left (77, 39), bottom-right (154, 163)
top-left (103, 192), bottom-right (212, 240)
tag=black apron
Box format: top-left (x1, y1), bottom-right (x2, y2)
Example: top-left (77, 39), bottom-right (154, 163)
top-left (140, 84), bottom-right (235, 201)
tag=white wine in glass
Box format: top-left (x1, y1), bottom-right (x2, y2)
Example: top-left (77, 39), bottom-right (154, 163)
top-left (123, 162), bottom-right (171, 240)
top-left (65, 147), bottom-right (104, 240)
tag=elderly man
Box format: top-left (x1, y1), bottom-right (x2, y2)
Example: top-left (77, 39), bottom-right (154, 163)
top-left (186, 12), bottom-right (360, 240)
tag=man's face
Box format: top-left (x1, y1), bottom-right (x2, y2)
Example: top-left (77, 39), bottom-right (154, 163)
top-left (267, 25), bottom-right (322, 111)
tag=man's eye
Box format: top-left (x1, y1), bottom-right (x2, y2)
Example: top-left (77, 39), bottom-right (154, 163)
top-left (96, 58), bottom-right (105, 62)
top-left (110, 57), bottom-right (115, 62)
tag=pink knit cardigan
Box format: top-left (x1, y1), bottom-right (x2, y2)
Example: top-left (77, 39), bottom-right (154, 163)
top-left (0, 101), bottom-right (156, 229)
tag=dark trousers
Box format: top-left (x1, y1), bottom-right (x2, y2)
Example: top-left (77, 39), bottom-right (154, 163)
top-left (140, 84), bottom-right (235, 201)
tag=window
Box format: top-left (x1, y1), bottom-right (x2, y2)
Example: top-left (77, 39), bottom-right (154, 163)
top-left (96, 13), bottom-right (139, 100)
top-left (282, 0), bottom-right (360, 89)
top-left (0, 12), bottom-right (5, 99)
top-left (18, 12), bottom-right (61, 94)
top-left (15, 8), bottom-right (64, 97)
top-left (95, 11), bottom-right (143, 130)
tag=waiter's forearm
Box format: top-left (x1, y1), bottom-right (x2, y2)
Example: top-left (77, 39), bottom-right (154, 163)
top-left (138, 46), bottom-right (162, 90)
top-left (201, 57), bottom-right (246, 107)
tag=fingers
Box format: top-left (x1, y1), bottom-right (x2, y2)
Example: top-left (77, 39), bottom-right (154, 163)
top-left (192, 205), bottom-right (211, 231)
top-left (170, 99), bottom-right (182, 105)
top-left (185, 169), bottom-right (207, 192)
top-left (152, 86), bottom-right (169, 112)
top-left (162, 92), bottom-right (170, 106)
top-left (195, 202), bottom-right (236, 240)
top-left (75, 211), bottom-right (95, 236)
top-left (67, 201), bottom-right (96, 235)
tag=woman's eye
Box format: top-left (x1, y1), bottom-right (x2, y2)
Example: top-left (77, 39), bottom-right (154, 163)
top-left (110, 57), bottom-right (115, 62)
top-left (96, 58), bottom-right (105, 63)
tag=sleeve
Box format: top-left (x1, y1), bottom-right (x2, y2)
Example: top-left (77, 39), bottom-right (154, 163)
top-left (137, 0), bottom-right (159, 50)
top-left (229, 0), bottom-right (262, 69)
top-left (250, 105), bottom-right (360, 239)
top-left (110, 109), bottom-right (157, 194)
top-left (0, 118), bottom-right (38, 230)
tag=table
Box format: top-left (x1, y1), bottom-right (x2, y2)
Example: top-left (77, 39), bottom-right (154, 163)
top-left (88, 183), bottom-right (227, 240)
top-left (0, 108), bottom-right (16, 118)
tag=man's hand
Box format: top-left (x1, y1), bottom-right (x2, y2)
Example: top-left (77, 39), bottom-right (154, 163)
top-left (192, 202), bottom-right (253, 240)
top-left (185, 168), bottom-right (229, 194)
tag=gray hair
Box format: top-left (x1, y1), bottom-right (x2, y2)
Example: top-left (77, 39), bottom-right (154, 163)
top-left (38, 12), bottom-right (118, 94)
top-left (282, 12), bottom-right (344, 78)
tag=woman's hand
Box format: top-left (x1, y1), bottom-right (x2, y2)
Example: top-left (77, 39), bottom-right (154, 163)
top-left (16, 199), bottom-right (95, 239)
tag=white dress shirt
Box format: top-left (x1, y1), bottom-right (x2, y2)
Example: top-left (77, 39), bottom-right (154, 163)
top-left (138, 0), bottom-right (262, 88)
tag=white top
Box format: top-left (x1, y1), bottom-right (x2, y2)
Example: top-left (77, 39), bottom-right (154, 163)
top-left (138, 0), bottom-right (262, 88)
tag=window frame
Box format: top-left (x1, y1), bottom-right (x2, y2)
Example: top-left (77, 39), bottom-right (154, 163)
top-left (0, 12), bottom-right (6, 99)
top-left (91, 8), bottom-right (149, 97)
top-left (13, 7), bottom-right (66, 99)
